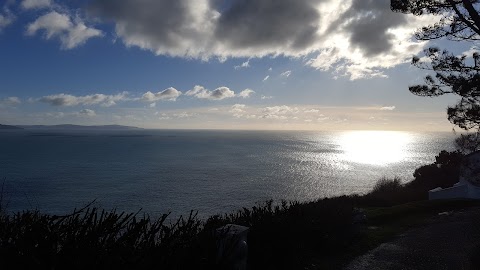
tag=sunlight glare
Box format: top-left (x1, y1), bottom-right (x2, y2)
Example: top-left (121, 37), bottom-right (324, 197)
top-left (339, 131), bottom-right (412, 166)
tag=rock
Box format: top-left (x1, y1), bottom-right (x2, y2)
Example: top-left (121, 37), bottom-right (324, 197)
top-left (215, 224), bottom-right (249, 270)
top-left (352, 208), bottom-right (367, 224)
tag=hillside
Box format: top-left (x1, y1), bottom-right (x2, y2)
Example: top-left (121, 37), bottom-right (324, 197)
top-left (0, 124), bottom-right (23, 130)
top-left (18, 124), bottom-right (142, 130)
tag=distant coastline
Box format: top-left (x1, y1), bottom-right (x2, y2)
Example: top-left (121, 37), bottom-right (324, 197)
top-left (0, 124), bottom-right (142, 131)
top-left (0, 124), bottom-right (23, 130)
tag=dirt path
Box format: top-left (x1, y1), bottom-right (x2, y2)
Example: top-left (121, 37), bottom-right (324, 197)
top-left (345, 207), bottom-right (480, 270)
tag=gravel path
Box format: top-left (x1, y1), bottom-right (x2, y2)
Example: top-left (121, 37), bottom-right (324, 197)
top-left (345, 207), bottom-right (480, 270)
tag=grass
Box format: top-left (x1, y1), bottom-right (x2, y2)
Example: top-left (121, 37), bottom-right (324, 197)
top-left (0, 196), bottom-right (358, 269)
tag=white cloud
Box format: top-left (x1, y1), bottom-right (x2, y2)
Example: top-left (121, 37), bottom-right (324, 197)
top-left (306, 1), bottom-right (438, 79)
top-left (149, 102), bottom-right (156, 108)
top-left (1, 97), bottom-right (21, 105)
top-left (142, 87), bottom-right (182, 102)
top-left (268, 67), bottom-right (273, 72)
top-left (380, 106), bottom-right (396, 111)
top-left (173, 112), bottom-right (195, 118)
top-left (262, 75), bottom-right (270, 82)
top-left (234, 59), bottom-right (250, 70)
top-left (185, 85), bottom-right (235, 100)
top-left (21, 0), bottom-right (52, 10)
top-left (262, 105), bottom-right (297, 115)
top-left (39, 92), bottom-right (128, 107)
top-left (0, 6), bottom-right (14, 32)
top-left (461, 46), bottom-right (479, 58)
top-left (26, 11), bottom-right (103, 49)
top-left (280, 70), bottom-right (292, 78)
top-left (77, 109), bottom-right (96, 117)
top-left (237, 89), bottom-right (255, 98)
top-left (317, 116), bottom-right (329, 121)
top-left (230, 104), bottom-right (247, 114)
top-left (304, 109), bottom-right (320, 113)
top-left (261, 95), bottom-right (273, 100)
top-left (262, 114), bottom-right (288, 120)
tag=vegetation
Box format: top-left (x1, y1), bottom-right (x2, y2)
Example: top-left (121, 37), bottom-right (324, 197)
top-left (391, 0), bottom-right (480, 129)
top-left (0, 150), bottom-right (476, 269)
top-left (391, 0), bottom-right (480, 151)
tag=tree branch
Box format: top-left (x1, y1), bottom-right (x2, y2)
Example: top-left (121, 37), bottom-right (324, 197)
top-left (447, 0), bottom-right (480, 35)
top-left (462, 0), bottom-right (480, 33)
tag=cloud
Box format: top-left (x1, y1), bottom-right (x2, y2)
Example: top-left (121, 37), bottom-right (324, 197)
top-left (230, 104), bottom-right (247, 113)
top-left (1, 96), bottom-right (21, 106)
top-left (259, 105), bottom-right (304, 120)
top-left (304, 109), bottom-right (320, 113)
top-left (142, 87), bottom-right (182, 102)
top-left (234, 59), bottom-right (250, 70)
top-left (173, 112), bottom-right (196, 118)
top-left (86, 0), bottom-right (437, 79)
top-left (214, 0), bottom-right (320, 52)
top-left (317, 116), bottom-right (329, 121)
top-left (237, 89), bottom-right (255, 98)
top-left (89, 0), bottom-right (216, 59)
top-left (380, 106), bottom-right (396, 111)
top-left (21, 0), bottom-right (52, 10)
top-left (262, 75), bottom-right (270, 82)
top-left (0, 5), bottom-right (14, 32)
top-left (26, 11), bottom-right (103, 49)
top-left (307, 0), bottom-right (438, 79)
top-left (263, 105), bottom-right (297, 115)
top-left (45, 112), bottom-right (65, 118)
top-left (185, 85), bottom-right (235, 100)
top-left (280, 70), bottom-right (292, 78)
top-left (261, 95), bottom-right (273, 100)
top-left (39, 92), bottom-right (128, 107)
top-left (77, 109), bottom-right (96, 117)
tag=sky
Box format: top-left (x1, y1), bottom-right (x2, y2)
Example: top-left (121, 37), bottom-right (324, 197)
top-left (0, 0), bottom-right (475, 131)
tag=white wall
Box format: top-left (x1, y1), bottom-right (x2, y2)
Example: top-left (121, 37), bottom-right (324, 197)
top-left (428, 184), bottom-right (468, 200)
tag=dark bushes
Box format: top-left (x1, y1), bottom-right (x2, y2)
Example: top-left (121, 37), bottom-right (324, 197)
top-left (0, 207), bottom-right (212, 269)
top-left (0, 198), bottom-right (357, 269)
top-left (406, 150), bottom-right (463, 199)
top-left (361, 177), bottom-right (404, 206)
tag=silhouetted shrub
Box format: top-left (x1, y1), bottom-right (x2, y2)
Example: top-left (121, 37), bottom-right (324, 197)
top-left (405, 150), bottom-right (464, 200)
top-left (0, 197), bottom-right (358, 270)
top-left (0, 206), bottom-right (215, 269)
top-left (359, 177), bottom-right (406, 206)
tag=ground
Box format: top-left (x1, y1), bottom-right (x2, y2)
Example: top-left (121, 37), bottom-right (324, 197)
top-left (345, 205), bottom-right (480, 270)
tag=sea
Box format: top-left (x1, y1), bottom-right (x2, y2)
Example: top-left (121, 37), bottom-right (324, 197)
top-left (0, 129), bottom-right (457, 218)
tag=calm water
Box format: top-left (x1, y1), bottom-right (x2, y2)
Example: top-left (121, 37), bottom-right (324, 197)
top-left (0, 129), bottom-right (456, 217)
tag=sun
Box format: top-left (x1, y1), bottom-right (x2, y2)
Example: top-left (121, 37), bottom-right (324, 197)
top-left (338, 131), bottom-right (413, 166)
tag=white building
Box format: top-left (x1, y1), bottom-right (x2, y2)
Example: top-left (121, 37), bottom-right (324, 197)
top-left (429, 151), bottom-right (480, 200)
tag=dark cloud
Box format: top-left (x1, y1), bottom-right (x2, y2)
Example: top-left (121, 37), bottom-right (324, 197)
top-left (334, 0), bottom-right (408, 56)
top-left (86, 0), bottom-right (432, 79)
top-left (214, 0), bottom-right (320, 51)
top-left (88, 0), bottom-right (209, 55)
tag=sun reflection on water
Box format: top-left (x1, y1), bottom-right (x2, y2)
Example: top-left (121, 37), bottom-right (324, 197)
top-left (338, 131), bottom-right (413, 166)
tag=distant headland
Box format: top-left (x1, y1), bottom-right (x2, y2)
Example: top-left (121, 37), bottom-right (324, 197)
top-left (0, 124), bottom-right (23, 130)
top-left (0, 124), bottom-right (142, 131)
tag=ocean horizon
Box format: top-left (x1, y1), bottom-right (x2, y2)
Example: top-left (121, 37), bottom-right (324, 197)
top-left (0, 129), bottom-right (457, 218)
